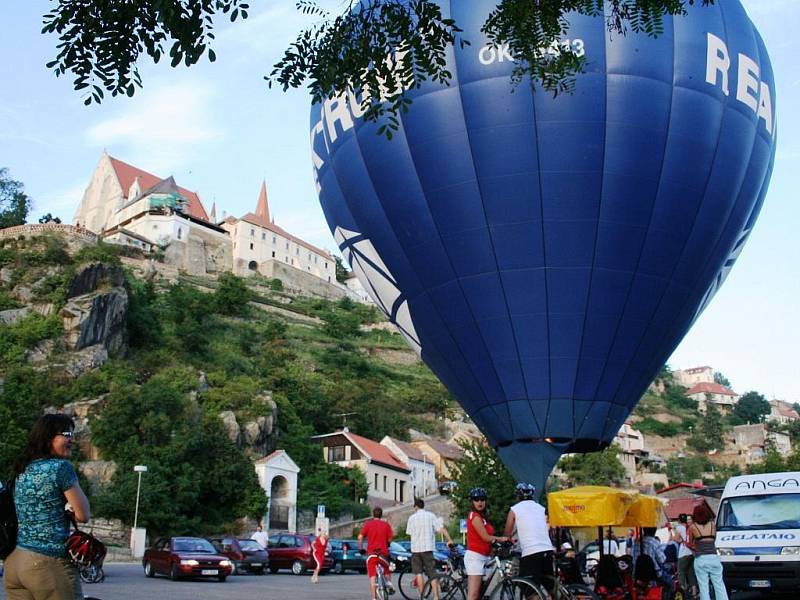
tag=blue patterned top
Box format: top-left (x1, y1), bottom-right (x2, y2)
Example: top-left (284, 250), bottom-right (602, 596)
top-left (14, 459), bottom-right (77, 558)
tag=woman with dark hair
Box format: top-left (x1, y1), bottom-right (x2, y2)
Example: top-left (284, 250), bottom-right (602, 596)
top-left (688, 503), bottom-right (728, 600)
top-left (2, 414), bottom-right (91, 600)
top-left (465, 487), bottom-right (509, 600)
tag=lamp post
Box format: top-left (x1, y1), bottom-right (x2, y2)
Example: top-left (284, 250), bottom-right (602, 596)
top-left (133, 465), bottom-right (148, 532)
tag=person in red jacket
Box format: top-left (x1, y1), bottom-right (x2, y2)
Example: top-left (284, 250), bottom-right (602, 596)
top-left (358, 506), bottom-right (394, 600)
top-left (310, 529), bottom-right (328, 583)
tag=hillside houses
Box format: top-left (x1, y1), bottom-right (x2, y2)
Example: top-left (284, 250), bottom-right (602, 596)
top-left (685, 381), bottom-right (739, 413)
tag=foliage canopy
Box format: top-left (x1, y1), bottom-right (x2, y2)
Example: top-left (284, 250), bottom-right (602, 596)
top-left (42, 1), bottom-right (713, 135)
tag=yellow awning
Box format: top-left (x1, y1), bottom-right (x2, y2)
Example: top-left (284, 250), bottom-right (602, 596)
top-left (548, 485), bottom-right (664, 528)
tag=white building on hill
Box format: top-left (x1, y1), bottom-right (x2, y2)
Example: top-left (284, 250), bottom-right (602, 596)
top-left (767, 400), bottom-right (800, 425)
top-left (685, 382), bottom-right (739, 413)
top-left (220, 182), bottom-right (335, 283)
top-left (674, 366), bottom-right (714, 388)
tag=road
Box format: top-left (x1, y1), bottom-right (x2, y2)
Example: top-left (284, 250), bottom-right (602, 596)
top-left (0, 563), bottom-right (794, 599)
top-left (0, 563), bottom-right (370, 600)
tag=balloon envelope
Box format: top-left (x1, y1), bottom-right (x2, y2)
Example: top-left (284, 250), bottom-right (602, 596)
top-left (310, 1), bottom-right (777, 490)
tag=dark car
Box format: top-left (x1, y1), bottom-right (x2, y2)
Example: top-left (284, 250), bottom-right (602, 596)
top-left (267, 532), bottom-right (333, 575)
top-left (438, 481), bottom-right (458, 495)
top-left (208, 536), bottom-right (269, 575)
top-left (397, 540), bottom-right (452, 567)
top-left (328, 539), bottom-right (367, 574)
top-left (142, 537), bottom-right (232, 582)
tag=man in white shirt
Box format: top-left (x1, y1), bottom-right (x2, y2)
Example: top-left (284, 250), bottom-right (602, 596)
top-left (602, 532), bottom-right (620, 556)
top-left (503, 482), bottom-right (554, 587)
top-left (251, 524), bottom-right (269, 549)
top-left (406, 498), bottom-right (453, 599)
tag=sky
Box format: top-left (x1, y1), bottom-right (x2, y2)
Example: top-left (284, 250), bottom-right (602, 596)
top-left (0, 1), bottom-right (797, 401)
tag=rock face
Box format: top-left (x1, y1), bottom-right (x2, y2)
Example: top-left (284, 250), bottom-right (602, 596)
top-left (60, 263), bottom-right (128, 356)
top-left (0, 306), bottom-right (31, 325)
top-left (79, 461), bottom-right (118, 495)
top-left (218, 391), bottom-right (278, 455)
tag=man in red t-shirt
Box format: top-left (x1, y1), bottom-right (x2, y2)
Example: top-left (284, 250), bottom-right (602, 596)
top-left (358, 506), bottom-right (394, 599)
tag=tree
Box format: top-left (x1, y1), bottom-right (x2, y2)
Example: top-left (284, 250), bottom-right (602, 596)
top-left (558, 445), bottom-right (627, 487)
top-left (41, 1), bottom-right (713, 135)
top-left (213, 272), bottom-right (252, 317)
top-left (666, 455), bottom-right (710, 484)
top-left (38, 213), bottom-right (62, 224)
top-left (734, 391), bottom-right (770, 425)
top-left (0, 168), bottom-right (31, 228)
top-left (713, 371), bottom-right (731, 388)
top-left (334, 256), bottom-right (349, 284)
top-left (688, 400), bottom-right (725, 452)
top-left (449, 440), bottom-right (517, 531)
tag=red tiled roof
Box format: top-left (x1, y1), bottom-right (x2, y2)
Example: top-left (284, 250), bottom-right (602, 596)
top-left (254, 449), bottom-right (284, 464)
top-left (655, 482), bottom-right (703, 495)
top-left (347, 432), bottom-right (410, 472)
top-left (771, 401), bottom-right (800, 419)
top-left (108, 156), bottom-right (209, 222)
top-left (664, 497), bottom-right (709, 520)
top-left (686, 382), bottom-right (737, 397)
top-left (385, 437), bottom-right (426, 462)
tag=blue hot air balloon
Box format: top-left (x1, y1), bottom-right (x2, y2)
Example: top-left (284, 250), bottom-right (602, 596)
top-left (310, 1), bottom-right (777, 490)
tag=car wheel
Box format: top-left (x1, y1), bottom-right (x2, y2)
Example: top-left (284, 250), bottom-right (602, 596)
top-left (170, 564), bottom-right (180, 581)
top-left (218, 574), bottom-right (227, 582)
top-left (257, 568), bottom-right (266, 575)
top-left (269, 566), bottom-right (279, 574)
top-left (333, 561), bottom-right (344, 575)
top-left (144, 561), bottom-right (155, 578)
top-left (291, 560), bottom-right (305, 575)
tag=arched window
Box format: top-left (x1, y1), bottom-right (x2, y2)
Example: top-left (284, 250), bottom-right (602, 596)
top-left (248, 260), bottom-right (258, 271)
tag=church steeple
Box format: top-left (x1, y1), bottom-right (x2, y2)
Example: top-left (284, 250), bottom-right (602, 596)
top-left (209, 202), bottom-right (217, 223)
top-left (256, 181), bottom-right (270, 223)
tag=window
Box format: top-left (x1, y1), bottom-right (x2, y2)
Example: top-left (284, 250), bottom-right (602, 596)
top-left (290, 259), bottom-right (294, 265)
top-left (285, 256), bottom-right (289, 263)
top-left (273, 236), bottom-right (276, 244)
top-left (285, 242), bottom-right (289, 250)
top-left (250, 228), bottom-right (255, 237)
top-left (328, 446), bottom-right (346, 462)
top-left (272, 251), bottom-right (275, 258)
top-left (314, 256), bottom-right (318, 264)
top-left (374, 474), bottom-right (379, 489)
top-left (296, 248), bottom-right (299, 255)
top-left (383, 476), bottom-right (387, 492)
top-left (324, 261), bottom-right (328, 269)
top-left (177, 227), bottom-right (182, 240)
top-left (262, 232), bottom-right (266, 240)
top-left (249, 242), bottom-right (254, 250)
top-left (308, 253), bottom-right (311, 260)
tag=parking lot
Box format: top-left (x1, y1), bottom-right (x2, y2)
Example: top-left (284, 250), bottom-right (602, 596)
top-left (0, 563), bottom-right (368, 600)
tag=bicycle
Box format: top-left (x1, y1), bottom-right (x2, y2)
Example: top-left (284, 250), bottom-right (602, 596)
top-left (423, 542), bottom-right (544, 600)
top-left (398, 547), bottom-right (464, 600)
top-left (79, 563), bottom-right (105, 584)
top-left (368, 552), bottom-right (395, 600)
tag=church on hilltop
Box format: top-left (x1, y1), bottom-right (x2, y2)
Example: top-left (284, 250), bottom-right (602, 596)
top-left (72, 153), bottom-right (338, 292)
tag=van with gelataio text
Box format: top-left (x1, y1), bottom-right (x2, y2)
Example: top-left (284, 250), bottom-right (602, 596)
top-left (716, 472), bottom-right (800, 593)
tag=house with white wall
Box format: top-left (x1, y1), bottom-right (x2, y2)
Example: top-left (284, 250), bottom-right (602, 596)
top-left (312, 430), bottom-right (411, 506)
top-left (674, 366), bottom-right (714, 388)
top-left (686, 382), bottom-right (739, 413)
top-left (380, 436), bottom-right (436, 499)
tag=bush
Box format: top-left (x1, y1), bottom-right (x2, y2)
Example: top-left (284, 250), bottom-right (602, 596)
top-left (73, 242), bottom-right (121, 266)
top-left (214, 272), bottom-right (252, 316)
top-left (269, 278), bottom-right (283, 291)
top-left (636, 417), bottom-right (681, 437)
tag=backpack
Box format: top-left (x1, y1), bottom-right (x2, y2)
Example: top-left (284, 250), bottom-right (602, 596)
top-left (0, 479), bottom-right (18, 559)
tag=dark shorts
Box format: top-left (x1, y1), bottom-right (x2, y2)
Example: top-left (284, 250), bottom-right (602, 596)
top-left (411, 551), bottom-right (436, 578)
top-left (519, 551), bottom-right (554, 585)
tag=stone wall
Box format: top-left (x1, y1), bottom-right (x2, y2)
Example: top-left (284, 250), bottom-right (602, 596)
top-left (254, 260), bottom-right (350, 300)
top-left (0, 223), bottom-right (98, 250)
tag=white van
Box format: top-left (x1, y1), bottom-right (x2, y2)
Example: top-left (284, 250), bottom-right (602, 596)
top-left (715, 472), bottom-right (800, 592)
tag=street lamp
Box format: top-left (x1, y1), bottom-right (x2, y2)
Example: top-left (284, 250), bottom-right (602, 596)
top-left (133, 465), bottom-right (148, 531)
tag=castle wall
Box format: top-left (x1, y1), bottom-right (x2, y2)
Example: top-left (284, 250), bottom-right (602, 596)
top-left (72, 155), bottom-right (124, 233)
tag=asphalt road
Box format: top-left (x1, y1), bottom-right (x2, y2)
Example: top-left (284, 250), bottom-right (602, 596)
top-left (0, 563), bottom-right (794, 600)
top-left (0, 563), bottom-right (370, 600)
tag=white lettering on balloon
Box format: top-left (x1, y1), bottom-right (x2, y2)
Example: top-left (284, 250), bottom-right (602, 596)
top-left (478, 39), bottom-right (585, 65)
top-left (705, 32), bottom-right (774, 135)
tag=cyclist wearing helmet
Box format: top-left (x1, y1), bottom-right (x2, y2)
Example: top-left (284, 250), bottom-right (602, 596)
top-left (465, 488), bottom-right (509, 600)
top-left (503, 482), bottom-right (554, 588)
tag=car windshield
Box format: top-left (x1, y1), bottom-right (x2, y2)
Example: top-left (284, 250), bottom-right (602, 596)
top-left (718, 493), bottom-right (800, 530)
top-left (173, 539), bottom-right (216, 553)
top-left (390, 542), bottom-right (407, 553)
top-left (238, 540), bottom-right (263, 551)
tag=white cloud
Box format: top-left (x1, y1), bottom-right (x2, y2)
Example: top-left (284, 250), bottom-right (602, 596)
top-left (84, 80), bottom-right (224, 174)
top-left (215, 4), bottom-right (305, 57)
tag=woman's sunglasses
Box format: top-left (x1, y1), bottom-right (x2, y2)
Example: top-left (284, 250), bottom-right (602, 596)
top-left (60, 431), bottom-right (75, 439)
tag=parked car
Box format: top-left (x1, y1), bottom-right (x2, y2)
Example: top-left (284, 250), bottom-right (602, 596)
top-left (396, 540), bottom-right (452, 567)
top-left (328, 539), bottom-right (367, 574)
top-left (438, 481), bottom-right (458, 495)
top-left (267, 532), bottom-right (333, 575)
top-left (142, 537), bottom-right (232, 582)
top-left (208, 536), bottom-right (269, 575)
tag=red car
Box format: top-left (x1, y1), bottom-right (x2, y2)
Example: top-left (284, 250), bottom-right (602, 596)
top-left (142, 536), bottom-right (233, 582)
top-left (267, 533), bottom-right (333, 575)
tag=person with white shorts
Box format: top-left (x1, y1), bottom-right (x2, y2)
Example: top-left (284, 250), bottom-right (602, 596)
top-left (464, 487), bottom-right (510, 600)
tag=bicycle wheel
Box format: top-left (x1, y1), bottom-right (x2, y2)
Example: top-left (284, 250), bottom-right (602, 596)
top-left (491, 577), bottom-right (548, 600)
top-left (397, 568), bottom-right (418, 600)
top-left (421, 573), bottom-right (467, 600)
top-left (564, 583), bottom-right (600, 600)
top-left (376, 570), bottom-right (389, 600)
